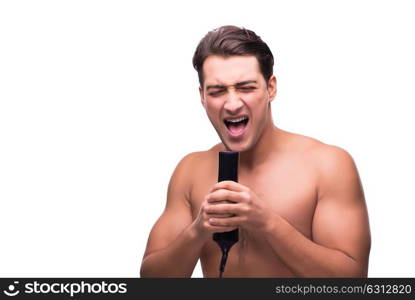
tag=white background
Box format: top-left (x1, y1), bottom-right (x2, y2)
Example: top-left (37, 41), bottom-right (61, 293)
top-left (1, 0), bottom-right (414, 277)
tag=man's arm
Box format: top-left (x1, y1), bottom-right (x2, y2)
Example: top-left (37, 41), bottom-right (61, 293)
top-left (140, 153), bottom-right (204, 277)
top-left (263, 146), bottom-right (371, 277)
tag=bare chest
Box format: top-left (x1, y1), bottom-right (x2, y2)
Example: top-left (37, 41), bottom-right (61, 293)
top-left (190, 160), bottom-right (318, 237)
top-left (190, 157), bottom-right (319, 276)
top-left (191, 160), bottom-right (318, 276)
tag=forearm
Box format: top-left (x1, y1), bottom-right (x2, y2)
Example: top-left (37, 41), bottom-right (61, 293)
top-left (263, 214), bottom-right (365, 277)
top-left (140, 224), bottom-right (205, 278)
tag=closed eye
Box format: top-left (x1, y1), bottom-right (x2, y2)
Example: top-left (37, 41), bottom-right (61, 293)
top-left (208, 89), bottom-right (226, 96)
top-left (207, 86), bottom-right (256, 97)
top-left (237, 86), bottom-right (256, 92)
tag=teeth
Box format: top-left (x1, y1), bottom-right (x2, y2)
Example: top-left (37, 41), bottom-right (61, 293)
top-left (226, 116), bottom-right (247, 123)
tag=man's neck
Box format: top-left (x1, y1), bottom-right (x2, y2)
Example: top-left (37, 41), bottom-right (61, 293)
top-left (239, 115), bottom-right (281, 170)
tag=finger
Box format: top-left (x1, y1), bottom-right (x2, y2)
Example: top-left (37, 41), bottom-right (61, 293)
top-left (209, 216), bottom-right (246, 227)
top-left (205, 203), bottom-right (242, 215)
top-left (202, 203), bottom-right (233, 218)
top-left (203, 220), bottom-right (237, 232)
top-left (209, 180), bottom-right (248, 193)
top-left (206, 213), bottom-right (234, 218)
top-left (211, 226), bottom-right (239, 233)
top-left (206, 189), bottom-right (244, 204)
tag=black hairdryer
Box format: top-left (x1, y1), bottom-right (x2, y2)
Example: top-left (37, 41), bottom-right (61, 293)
top-left (212, 151), bottom-right (239, 278)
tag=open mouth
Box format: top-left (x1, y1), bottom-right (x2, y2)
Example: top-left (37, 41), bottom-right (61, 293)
top-left (223, 116), bottom-right (249, 138)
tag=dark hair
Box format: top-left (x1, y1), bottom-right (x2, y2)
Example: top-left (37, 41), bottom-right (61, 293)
top-left (192, 25), bottom-right (274, 87)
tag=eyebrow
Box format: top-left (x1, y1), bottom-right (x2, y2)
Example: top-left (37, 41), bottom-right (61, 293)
top-left (206, 80), bottom-right (257, 91)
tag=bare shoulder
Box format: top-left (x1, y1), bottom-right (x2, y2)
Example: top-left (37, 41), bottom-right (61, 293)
top-left (169, 145), bottom-right (219, 195)
top-left (298, 136), bottom-right (361, 202)
top-left (312, 142), bottom-right (355, 172)
top-left (175, 145), bottom-right (218, 174)
top-left (285, 131), bottom-right (355, 170)
top-left (169, 151), bottom-right (205, 191)
top-left (282, 130), bottom-right (359, 194)
top-left (310, 141), bottom-right (357, 184)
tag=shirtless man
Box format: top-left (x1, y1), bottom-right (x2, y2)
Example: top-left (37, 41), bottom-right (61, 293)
top-left (140, 25), bottom-right (371, 277)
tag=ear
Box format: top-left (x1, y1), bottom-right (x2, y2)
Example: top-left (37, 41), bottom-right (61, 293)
top-left (267, 75), bottom-right (277, 102)
top-left (199, 86), bottom-right (207, 108)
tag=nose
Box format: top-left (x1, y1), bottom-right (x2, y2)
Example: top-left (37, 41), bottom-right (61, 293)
top-left (223, 89), bottom-right (244, 113)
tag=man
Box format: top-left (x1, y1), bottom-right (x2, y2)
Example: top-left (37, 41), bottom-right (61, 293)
top-left (140, 25), bottom-right (371, 277)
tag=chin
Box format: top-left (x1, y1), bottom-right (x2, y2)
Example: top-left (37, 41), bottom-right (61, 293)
top-left (223, 140), bottom-right (252, 153)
